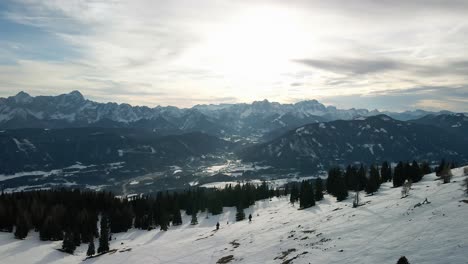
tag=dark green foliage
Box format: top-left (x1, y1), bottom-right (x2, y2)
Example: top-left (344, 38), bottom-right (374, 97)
top-left (235, 204), bottom-right (245, 221)
top-left (397, 256), bottom-right (410, 264)
top-left (380, 161), bottom-right (392, 183)
top-left (97, 215), bottom-right (109, 253)
top-left (0, 183), bottom-right (287, 240)
top-left (410, 160), bottom-right (423, 183)
top-left (172, 205), bottom-right (183, 226)
top-left (289, 184), bottom-right (299, 205)
top-left (62, 231), bottom-right (76, 254)
top-left (14, 212), bottom-right (30, 239)
top-left (421, 162), bottom-right (432, 175)
top-left (344, 165), bottom-right (358, 191)
top-left (299, 180), bottom-right (315, 209)
top-left (314, 177), bottom-right (324, 201)
top-left (327, 167), bottom-right (348, 201)
top-left (365, 165), bottom-right (380, 195)
top-left (393, 162), bottom-right (405, 187)
top-left (87, 239), bottom-right (95, 256)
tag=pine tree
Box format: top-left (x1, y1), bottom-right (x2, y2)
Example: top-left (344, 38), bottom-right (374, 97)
top-left (172, 207), bottom-right (183, 226)
top-left (421, 161), bottom-right (432, 175)
top-left (14, 212), bottom-right (30, 239)
top-left (345, 165), bottom-right (357, 190)
top-left (410, 160), bottom-right (423, 183)
top-left (87, 238), bottom-right (95, 256)
top-left (235, 204), bottom-right (245, 221)
top-left (299, 180), bottom-right (315, 209)
top-left (289, 184), bottom-right (299, 205)
top-left (365, 165), bottom-right (380, 195)
top-left (62, 231), bottom-right (76, 254)
top-left (397, 256), bottom-right (410, 264)
top-left (381, 161), bottom-right (392, 182)
top-left (159, 211), bottom-right (169, 231)
top-left (97, 215), bottom-right (109, 253)
top-left (393, 162), bottom-right (405, 187)
top-left (314, 177), bottom-right (324, 201)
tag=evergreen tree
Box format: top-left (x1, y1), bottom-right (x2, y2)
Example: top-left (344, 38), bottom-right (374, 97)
top-left (420, 161), bottom-right (432, 175)
top-left (87, 238), bottom-right (95, 257)
top-left (172, 206), bottom-right (183, 226)
top-left (159, 211), bottom-right (169, 231)
top-left (314, 177), bottom-right (324, 201)
top-left (393, 162), bottom-right (405, 187)
top-left (380, 161), bottom-right (392, 182)
top-left (97, 215), bottom-right (109, 253)
top-left (235, 204), bottom-right (245, 221)
top-left (62, 231), bottom-right (76, 254)
top-left (335, 174), bottom-right (348, 202)
top-left (357, 164), bottom-right (367, 191)
top-left (344, 165), bottom-right (357, 191)
top-left (397, 256), bottom-right (410, 264)
top-left (365, 165), bottom-right (380, 195)
top-left (410, 160), bottom-right (423, 183)
top-left (14, 212), bottom-right (30, 239)
top-left (299, 180), bottom-right (315, 209)
top-left (289, 184), bottom-right (299, 205)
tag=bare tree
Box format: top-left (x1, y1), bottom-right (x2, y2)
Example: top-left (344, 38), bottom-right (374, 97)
top-left (401, 180), bottom-right (412, 198)
top-left (353, 191), bottom-right (360, 208)
top-left (441, 166), bottom-right (453, 184)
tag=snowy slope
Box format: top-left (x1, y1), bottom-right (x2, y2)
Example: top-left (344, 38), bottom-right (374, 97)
top-left (1, 167), bottom-right (467, 264)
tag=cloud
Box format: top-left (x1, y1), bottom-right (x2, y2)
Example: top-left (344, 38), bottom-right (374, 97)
top-left (0, 0), bottom-right (467, 111)
top-left (294, 58), bottom-right (406, 75)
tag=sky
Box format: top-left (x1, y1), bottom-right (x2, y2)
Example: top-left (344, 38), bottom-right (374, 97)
top-left (0, 0), bottom-right (467, 112)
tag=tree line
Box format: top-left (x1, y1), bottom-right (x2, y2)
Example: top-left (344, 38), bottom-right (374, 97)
top-left (0, 182), bottom-right (285, 254)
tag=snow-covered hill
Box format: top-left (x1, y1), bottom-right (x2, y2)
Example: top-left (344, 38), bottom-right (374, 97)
top-left (1, 167), bottom-right (467, 264)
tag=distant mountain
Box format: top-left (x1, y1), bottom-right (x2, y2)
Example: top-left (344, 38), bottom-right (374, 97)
top-left (239, 115), bottom-right (468, 172)
top-left (0, 128), bottom-right (232, 174)
top-left (410, 113), bottom-right (468, 137)
top-left (0, 91), bottom-right (454, 138)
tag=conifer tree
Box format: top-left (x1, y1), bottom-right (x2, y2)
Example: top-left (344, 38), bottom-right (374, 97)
top-left (381, 161), bottom-right (392, 182)
top-left (410, 160), bottom-right (423, 183)
top-left (335, 174), bottom-right (348, 202)
top-left (235, 203), bottom-right (245, 221)
top-left (97, 215), bottom-right (109, 253)
top-left (62, 231), bottom-right (76, 254)
top-left (393, 162), bottom-right (405, 187)
top-left (357, 164), bottom-right (367, 191)
top-left (172, 206), bottom-right (183, 226)
top-left (289, 184), bottom-right (299, 205)
top-left (87, 238), bottom-right (95, 256)
top-left (314, 177), bottom-right (324, 201)
top-left (159, 211), bottom-right (169, 231)
top-left (397, 256), bottom-right (410, 264)
top-left (14, 212), bottom-right (30, 239)
top-left (421, 161), bottom-right (432, 176)
top-left (365, 165), bottom-right (380, 195)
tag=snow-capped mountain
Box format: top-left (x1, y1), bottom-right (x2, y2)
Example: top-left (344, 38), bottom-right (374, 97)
top-left (0, 91), bottom-right (453, 138)
top-left (239, 115), bottom-right (468, 171)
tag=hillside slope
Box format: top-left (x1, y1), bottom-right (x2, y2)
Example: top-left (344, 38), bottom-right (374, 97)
top-left (0, 167), bottom-right (467, 264)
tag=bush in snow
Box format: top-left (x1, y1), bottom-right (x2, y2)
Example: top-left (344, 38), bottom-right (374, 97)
top-left (463, 167), bottom-right (468, 176)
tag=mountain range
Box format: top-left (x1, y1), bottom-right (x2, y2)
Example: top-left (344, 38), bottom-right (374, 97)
top-left (1, 91), bottom-right (467, 191)
top-left (0, 91), bottom-right (456, 139)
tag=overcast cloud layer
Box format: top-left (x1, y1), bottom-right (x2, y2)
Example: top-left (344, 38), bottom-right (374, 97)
top-left (0, 0), bottom-right (467, 111)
